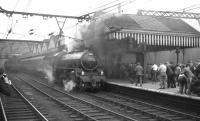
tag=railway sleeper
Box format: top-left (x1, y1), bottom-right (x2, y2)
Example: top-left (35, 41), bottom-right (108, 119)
top-left (7, 115), bottom-right (38, 120)
top-left (82, 110), bottom-right (100, 113)
top-left (91, 115), bottom-right (114, 120)
top-left (6, 111), bottom-right (33, 115)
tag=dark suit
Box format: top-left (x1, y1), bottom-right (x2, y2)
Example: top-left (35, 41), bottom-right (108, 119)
top-left (0, 75), bottom-right (11, 96)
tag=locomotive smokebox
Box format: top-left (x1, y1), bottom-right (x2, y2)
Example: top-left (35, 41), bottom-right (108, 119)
top-left (49, 50), bottom-right (105, 90)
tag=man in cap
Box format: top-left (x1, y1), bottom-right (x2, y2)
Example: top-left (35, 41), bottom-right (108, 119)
top-left (135, 62), bottom-right (143, 87)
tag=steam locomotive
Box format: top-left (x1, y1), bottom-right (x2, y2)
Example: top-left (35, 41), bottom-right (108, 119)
top-left (5, 49), bottom-right (105, 90)
top-left (44, 50), bottom-right (105, 90)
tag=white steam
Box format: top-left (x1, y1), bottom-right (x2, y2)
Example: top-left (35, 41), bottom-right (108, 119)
top-left (42, 62), bottom-right (54, 84)
top-left (63, 80), bottom-right (76, 92)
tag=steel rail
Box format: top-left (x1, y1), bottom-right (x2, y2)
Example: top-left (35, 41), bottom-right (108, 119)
top-left (88, 92), bottom-right (200, 121)
top-left (11, 84), bottom-right (49, 121)
top-left (17, 76), bottom-right (98, 121)
top-left (87, 92), bottom-right (173, 121)
top-left (19, 76), bottom-right (138, 121)
top-left (0, 97), bottom-right (7, 121)
top-left (105, 92), bottom-right (200, 119)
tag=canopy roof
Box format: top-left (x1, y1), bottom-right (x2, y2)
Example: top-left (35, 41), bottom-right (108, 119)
top-left (106, 14), bottom-right (200, 51)
top-left (106, 14), bottom-right (200, 34)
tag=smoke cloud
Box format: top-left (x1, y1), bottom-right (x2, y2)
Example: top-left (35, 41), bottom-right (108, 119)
top-left (43, 64), bottom-right (54, 84)
top-left (78, 14), bottom-right (127, 77)
top-left (34, 59), bottom-right (55, 84)
top-left (63, 80), bottom-right (76, 92)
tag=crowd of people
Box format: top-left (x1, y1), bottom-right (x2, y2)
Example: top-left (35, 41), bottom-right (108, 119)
top-left (118, 60), bottom-right (200, 95)
top-left (151, 61), bottom-right (200, 95)
top-left (119, 62), bottom-right (144, 87)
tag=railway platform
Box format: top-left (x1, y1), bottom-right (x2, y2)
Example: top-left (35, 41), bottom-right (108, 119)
top-left (107, 79), bottom-right (200, 100)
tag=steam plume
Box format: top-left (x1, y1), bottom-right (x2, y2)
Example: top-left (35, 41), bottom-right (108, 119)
top-left (78, 14), bottom-right (127, 77)
top-left (36, 60), bottom-right (54, 84)
top-left (43, 64), bottom-right (54, 84)
top-left (63, 80), bottom-right (76, 92)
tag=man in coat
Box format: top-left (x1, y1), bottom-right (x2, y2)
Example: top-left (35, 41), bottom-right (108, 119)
top-left (135, 62), bottom-right (143, 87)
top-left (0, 68), bottom-right (11, 96)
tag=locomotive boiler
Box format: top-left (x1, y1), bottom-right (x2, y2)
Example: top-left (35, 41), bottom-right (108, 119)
top-left (45, 50), bottom-right (105, 90)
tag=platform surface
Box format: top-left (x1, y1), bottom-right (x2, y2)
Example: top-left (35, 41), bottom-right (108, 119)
top-left (107, 79), bottom-right (200, 100)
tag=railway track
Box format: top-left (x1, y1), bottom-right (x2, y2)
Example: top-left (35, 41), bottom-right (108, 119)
top-left (1, 84), bottom-right (49, 121)
top-left (15, 75), bottom-right (138, 121)
top-left (16, 73), bottom-right (200, 121)
top-left (105, 81), bottom-right (200, 116)
top-left (19, 73), bottom-right (200, 121)
top-left (83, 92), bottom-right (200, 121)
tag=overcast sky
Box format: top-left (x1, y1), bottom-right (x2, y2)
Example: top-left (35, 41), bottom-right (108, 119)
top-left (0, 0), bottom-right (200, 40)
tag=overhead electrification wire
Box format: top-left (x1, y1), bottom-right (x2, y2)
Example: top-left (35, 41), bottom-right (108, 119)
top-left (64, 35), bottom-right (84, 42)
top-left (13, 0), bottom-right (43, 39)
top-left (90, 0), bottom-right (119, 12)
top-left (177, 4), bottom-right (200, 12)
top-left (79, 0), bottom-right (118, 16)
top-left (96, 0), bottom-right (127, 13)
top-left (5, 0), bottom-right (20, 39)
top-left (94, 0), bottom-right (136, 20)
top-left (79, 0), bottom-right (120, 17)
top-left (23, 0), bottom-right (32, 12)
top-left (64, 23), bottom-right (79, 30)
top-left (13, 0), bottom-right (21, 11)
top-left (5, 0), bottom-right (24, 39)
top-left (185, 6), bottom-right (200, 12)
top-left (131, 2), bottom-right (200, 30)
top-left (80, 0), bottom-right (129, 19)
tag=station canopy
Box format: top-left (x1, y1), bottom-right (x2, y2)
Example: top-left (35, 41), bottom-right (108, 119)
top-left (106, 14), bottom-right (200, 51)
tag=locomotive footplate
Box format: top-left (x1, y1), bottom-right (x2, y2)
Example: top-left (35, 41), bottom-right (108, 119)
top-left (79, 74), bottom-right (105, 88)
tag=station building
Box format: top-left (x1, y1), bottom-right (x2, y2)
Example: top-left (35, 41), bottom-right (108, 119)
top-left (102, 14), bottom-right (200, 77)
top-left (7, 14), bottom-right (200, 78)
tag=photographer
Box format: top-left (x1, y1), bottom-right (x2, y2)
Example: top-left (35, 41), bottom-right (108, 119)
top-left (0, 68), bottom-right (11, 96)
